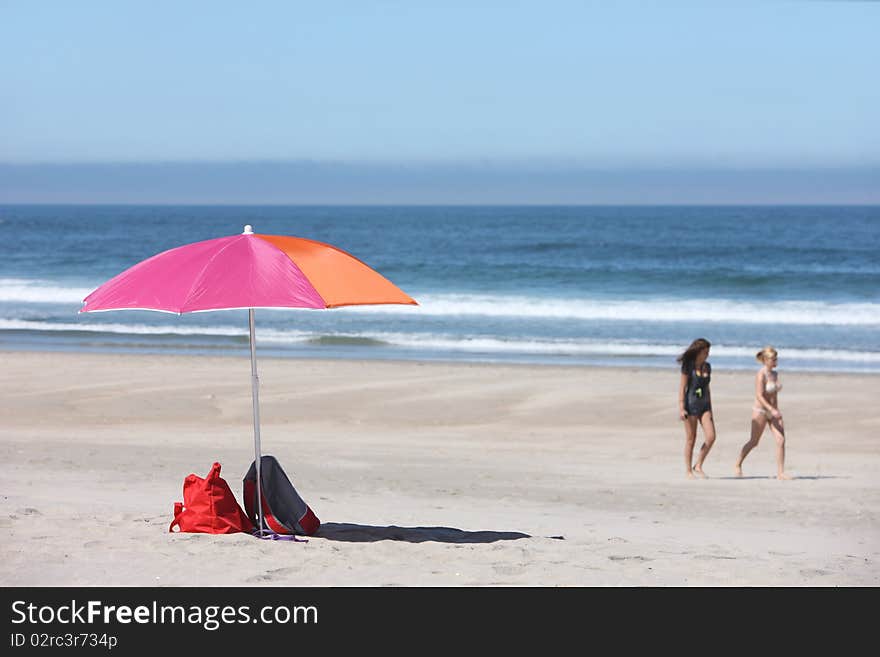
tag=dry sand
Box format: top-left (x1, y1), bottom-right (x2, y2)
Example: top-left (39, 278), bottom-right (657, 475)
top-left (1, 350), bottom-right (878, 586)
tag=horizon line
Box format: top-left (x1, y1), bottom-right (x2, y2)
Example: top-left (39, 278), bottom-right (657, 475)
top-left (3, 160), bottom-right (880, 171)
top-left (3, 201), bottom-right (879, 208)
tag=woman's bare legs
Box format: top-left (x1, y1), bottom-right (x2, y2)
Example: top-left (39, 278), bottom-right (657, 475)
top-left (768, 416), bottom-right (792, 480)
top-left (684, 416), bottom-right (698, 479)
top-left (735, 414), bottom-right (767, 476)
top-left (692, 411), bottom-right (716, 478)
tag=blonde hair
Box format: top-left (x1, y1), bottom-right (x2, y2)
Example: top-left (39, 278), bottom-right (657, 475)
top-left (755, 345), bottom-right (778, 364)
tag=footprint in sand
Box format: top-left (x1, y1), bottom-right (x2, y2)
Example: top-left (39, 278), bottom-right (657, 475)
top-left (493, 565), bottom-right (520, 576)
top-left (695, 554), bottom-right (737, 560)
top-left (246, 567), bottom-right (297, 583)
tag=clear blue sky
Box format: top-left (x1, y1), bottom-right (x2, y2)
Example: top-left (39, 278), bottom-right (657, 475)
top-left (1, 1), bottom-right (878, 202)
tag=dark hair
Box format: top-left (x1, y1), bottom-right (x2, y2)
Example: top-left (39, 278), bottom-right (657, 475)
top-left (677, 338), bottom-right (711, 365)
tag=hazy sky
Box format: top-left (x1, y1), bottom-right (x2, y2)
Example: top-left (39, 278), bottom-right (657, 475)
top-left (1, 1), bottom-right (878, 202)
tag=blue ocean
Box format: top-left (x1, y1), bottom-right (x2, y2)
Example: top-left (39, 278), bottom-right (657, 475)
top-left (1, 205), bottom-right (878, 372)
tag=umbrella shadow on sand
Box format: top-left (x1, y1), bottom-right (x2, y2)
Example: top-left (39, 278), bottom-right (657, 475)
top-left (316, 522), bottom-right (531, 544)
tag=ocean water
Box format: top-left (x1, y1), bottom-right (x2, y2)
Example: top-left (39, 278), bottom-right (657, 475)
top-left (1, 205), bottom-right (878, 372)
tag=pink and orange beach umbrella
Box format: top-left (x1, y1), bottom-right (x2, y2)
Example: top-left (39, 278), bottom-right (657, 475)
top-left (82, 225), bottom-right (417, 535)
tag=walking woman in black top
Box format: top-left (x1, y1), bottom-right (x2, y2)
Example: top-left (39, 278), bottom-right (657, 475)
top-left (677, 338), bottom-right (716, 478)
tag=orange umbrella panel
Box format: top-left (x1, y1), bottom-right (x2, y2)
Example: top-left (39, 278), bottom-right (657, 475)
top-left (255, 234), bottom-right (417, 308)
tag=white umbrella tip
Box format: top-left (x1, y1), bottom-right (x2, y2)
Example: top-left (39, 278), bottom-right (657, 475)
top-left (243, 225), bottom-right (254, 234)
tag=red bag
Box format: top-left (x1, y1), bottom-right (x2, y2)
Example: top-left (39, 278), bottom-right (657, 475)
top-left (169, 462), bottom-right (255, 534)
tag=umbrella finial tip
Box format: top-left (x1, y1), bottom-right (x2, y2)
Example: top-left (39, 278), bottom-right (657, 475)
top-left (243, 225), bottom-right (253, 234)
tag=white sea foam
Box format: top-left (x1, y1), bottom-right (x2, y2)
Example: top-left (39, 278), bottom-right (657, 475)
top-left (2, 279), bottom-right (879, 326)
top-left (0, 319), bottom-right (248, 338)
top-left (377, 294), bottom-right (880, 326)
top-left (334, 293), bottom-right (880, 326)
top-left (322, 333), bottom-right (880, 363)
top-left (0, 279), bottom-right (94, 304)
top-left (4, 319), bottom-right (876, 363)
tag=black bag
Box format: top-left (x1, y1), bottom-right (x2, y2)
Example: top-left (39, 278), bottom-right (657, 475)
top-left (243, 455), bottom-right (320, 536)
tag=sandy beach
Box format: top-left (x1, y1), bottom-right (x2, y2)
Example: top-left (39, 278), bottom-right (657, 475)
top-left (1, 350), bottom-right (878, 586)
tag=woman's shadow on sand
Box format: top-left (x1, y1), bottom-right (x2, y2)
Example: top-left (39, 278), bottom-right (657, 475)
top-left (316, 522), bottom-right (531, 544)
top-left (717, 475), bottom-right (848, 480)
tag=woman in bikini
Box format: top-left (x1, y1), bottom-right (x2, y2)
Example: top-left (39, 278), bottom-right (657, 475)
top-left (734, 345), bottom-right (792, 480)
top-left (677, 338), bottom-right (716, 479)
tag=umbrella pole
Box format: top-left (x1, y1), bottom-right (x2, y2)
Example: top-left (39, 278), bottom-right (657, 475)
top-left (249, 308), bottom-right (266, 536)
